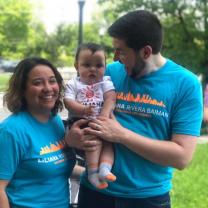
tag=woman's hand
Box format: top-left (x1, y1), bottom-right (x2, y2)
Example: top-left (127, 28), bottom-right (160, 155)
top-left (65, 119), bottom-right (101, 152)
top-left (84, 113), bottom-right (126, 143)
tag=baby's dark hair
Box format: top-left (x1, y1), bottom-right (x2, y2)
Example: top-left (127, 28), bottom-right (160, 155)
top-left (75, 42), bottom-right (105, 61)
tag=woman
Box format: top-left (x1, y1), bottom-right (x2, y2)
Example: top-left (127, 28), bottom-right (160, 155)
top-left (0, 57), bottom-right (96, 208)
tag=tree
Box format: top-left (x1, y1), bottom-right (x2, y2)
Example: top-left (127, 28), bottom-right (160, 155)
top-left (42, 23), bottom-right (78, 67)
top-left (98, 0), bottom-right (208, 77)
top-left (0, 0), bottom-right (34, 58)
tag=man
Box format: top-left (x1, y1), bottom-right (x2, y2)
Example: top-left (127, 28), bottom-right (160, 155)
top-left (68, 10), bottom-right (203, 208)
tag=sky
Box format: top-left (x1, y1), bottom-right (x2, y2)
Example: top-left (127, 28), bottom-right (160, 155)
top-left (31, 0), bottom-right (97, 33)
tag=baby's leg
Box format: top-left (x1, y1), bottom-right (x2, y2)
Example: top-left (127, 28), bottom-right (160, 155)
top-left (99, 141), bottom-right (116, 182)
top-left (85, 139), bottom-right (108, 189)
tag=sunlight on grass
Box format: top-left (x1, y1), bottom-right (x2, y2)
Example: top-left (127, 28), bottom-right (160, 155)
top-left (171, 144), bottom-right (208, 208)
top-left (0, 73), bottom-right (11, 91)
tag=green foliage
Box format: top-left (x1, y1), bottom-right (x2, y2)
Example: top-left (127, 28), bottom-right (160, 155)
top-left (0, 0), bottom-right (33, 59)
top-left (171, 144), bottom-right (208, 208)
top-left (0, 0), bottom-right (116, 67)
top-left (0, 73), bottom-right (11, 91)
top-left (1, 0), bottom-right (207, 76)
top-left (98, 0), bottom-right (208, 78)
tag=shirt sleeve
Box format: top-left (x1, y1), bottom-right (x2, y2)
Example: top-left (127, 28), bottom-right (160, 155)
top-left (102, 76), bottom-right (115, 93)
top-left (172, 77), bottom-right (203, 136)
top-left (64, 78), bottom-right (77, 100)
top-left (0, 130), bottom-right (22, 180)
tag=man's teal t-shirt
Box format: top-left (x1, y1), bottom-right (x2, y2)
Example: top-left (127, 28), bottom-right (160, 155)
top-left (0, 111), bottom-right (76, 208)
top-left (81, 59), bottom-right (203, 198)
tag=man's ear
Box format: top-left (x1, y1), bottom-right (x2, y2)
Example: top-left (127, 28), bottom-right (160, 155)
top-left (142, 45), bottom-right (152, 59)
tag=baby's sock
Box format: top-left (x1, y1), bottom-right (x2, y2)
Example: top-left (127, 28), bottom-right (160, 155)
top-left (99, 162), bottom-right (116, 182)
top-left (88, 167), bottom-right (108, 189)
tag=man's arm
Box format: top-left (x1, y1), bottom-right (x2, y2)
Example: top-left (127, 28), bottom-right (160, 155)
top-left (0, 180), bottom-right (10, 208)
top-left (86, 116), bottom-right (197, 170)
top-left (115, 128), bottom-right (197, 170)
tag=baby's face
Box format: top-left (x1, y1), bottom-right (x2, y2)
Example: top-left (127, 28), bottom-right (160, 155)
top-left (76, 49), bottom-right (106, 85)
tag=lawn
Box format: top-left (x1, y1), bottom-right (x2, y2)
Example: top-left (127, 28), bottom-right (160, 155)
top-left (171, 144), bottom-right (208, 208)
top-left (0, 73), bottom-right (11, 91)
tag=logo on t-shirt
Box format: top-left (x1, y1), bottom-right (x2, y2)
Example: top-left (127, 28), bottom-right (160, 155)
top-left (115, 92), bottom-right (168, 118)
top-left (38, 139), bottom-right (73, 164)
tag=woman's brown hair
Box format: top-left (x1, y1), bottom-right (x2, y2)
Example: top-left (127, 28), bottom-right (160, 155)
top-left (3, 57), bottom-right (64, 115)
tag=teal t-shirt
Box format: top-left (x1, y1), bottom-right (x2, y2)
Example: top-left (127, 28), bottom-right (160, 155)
top-left (81, 59), bottom-right (203, 198)
top-left (0, 111), bottom-right (76, 208)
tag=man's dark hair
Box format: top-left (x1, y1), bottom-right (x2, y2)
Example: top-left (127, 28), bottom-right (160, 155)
top-left (108, 10), bottom-right (163, 54)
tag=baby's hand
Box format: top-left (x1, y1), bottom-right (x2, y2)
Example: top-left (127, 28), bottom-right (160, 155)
top-left (84, 106), bottom-right (95, 116)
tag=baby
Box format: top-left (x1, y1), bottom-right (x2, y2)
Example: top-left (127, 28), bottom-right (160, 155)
top-left (64, 43), bottom-right (116, 189)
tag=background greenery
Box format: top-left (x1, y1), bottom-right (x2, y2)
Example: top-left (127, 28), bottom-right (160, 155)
top-left (0, 0), bottom-right (208, 80)
top-left (0, 73), bottom-right (10, 91)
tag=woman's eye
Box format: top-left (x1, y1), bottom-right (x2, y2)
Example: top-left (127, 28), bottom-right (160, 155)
top-left (33, 80), bottom-right (42, 86)
top-left (49, 78), bottom-right (57, 84)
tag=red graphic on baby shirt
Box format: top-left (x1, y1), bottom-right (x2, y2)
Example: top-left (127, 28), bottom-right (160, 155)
top-left (80, 85), bottom-right (100, 102)
top-left (86, 89), bottom-right (94, 98)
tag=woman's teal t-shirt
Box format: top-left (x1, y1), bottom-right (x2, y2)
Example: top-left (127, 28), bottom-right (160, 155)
top-left (0, 111), bottom-right (76, 208)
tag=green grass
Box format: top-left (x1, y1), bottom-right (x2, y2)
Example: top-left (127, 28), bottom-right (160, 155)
top-left (0, 73), bottom-right (11, 91)
top-left (171, 144), bottom-right (208, 208)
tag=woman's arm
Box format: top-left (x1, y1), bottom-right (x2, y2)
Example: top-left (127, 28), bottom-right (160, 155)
top-left (0, 180), bottom-right (10, 208)
top-left (71, 165), bottom-right (85, 179)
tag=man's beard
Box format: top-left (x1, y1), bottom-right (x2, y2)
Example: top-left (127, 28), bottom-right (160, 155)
top-left (130, 57), bottom-right (146, 78)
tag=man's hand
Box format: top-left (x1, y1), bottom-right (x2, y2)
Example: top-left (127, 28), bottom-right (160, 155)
top-left (84, 113), bottom-right (125, 143)
top-left (65, 119), bottom-right (101, 151)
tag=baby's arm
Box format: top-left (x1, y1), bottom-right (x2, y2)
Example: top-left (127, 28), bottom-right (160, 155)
top-left (64, 98), bottom-right (94, 116)
top-left (100, 90), bottom-right (116, 117)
